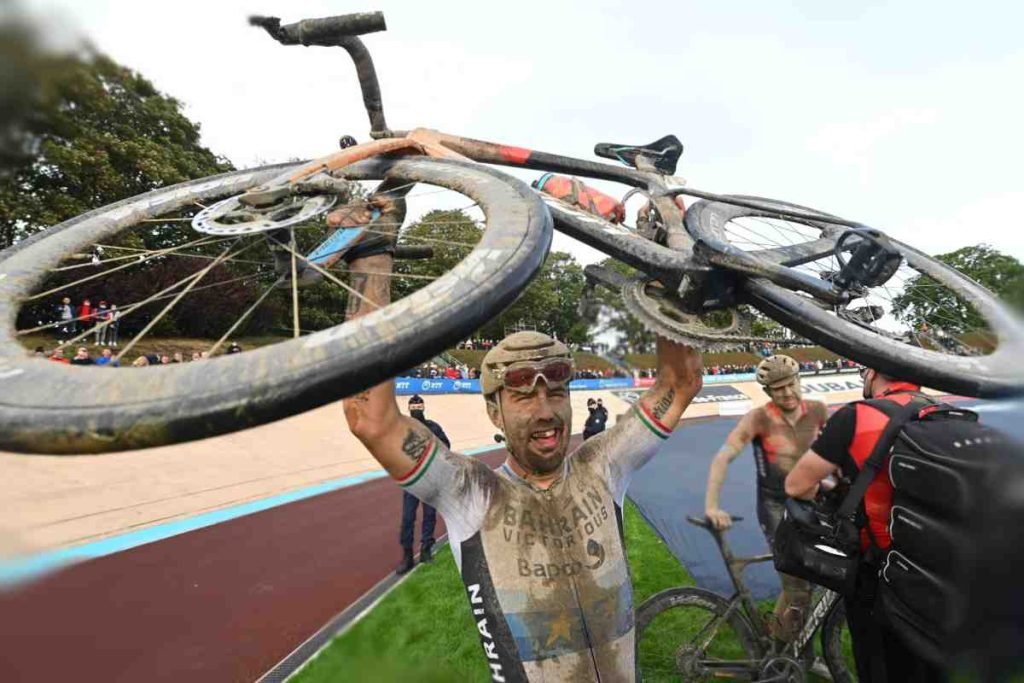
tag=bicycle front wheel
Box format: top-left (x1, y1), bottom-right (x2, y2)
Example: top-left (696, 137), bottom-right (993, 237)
top-left (0, 157), bottom-right (551, 453)
top-left (685, 198), bottom-right (1024, 398)
top-left (636, 586), bottom-right (761, 682)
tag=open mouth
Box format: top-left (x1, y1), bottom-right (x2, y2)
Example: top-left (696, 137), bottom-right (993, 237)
top-left (530, 427), bottom-right (561, 451)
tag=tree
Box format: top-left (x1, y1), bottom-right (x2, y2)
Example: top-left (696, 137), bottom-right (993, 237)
top-left (393, 208), bottom-right (592, 342)
top-left (588, 259), bottom-right (656, 354)
top-left (0, 47), bottom-right (231, 249)
top-left (891, 245), bottom-right (1024, 334)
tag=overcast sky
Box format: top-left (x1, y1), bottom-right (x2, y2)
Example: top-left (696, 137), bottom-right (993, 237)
top-left (19, 0), bottom-right (1024, 264)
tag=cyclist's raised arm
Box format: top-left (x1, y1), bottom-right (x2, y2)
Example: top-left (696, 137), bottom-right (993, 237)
top-left (340, 250), bottom-right (431, 479)
top-left (636, 336), bottom-right (705, 430)
top-left (704, 411), bottom-right (759, 529)
top-left (341, 250), bottom-right (491, 534)
top-left (599, 337), bottom-right (702, 500)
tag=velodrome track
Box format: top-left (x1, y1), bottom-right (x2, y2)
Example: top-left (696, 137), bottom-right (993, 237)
top-left (2, 374), bottom-right (1014, 681)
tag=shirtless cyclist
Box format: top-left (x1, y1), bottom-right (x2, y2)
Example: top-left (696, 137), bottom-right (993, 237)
top-left (703, 355), bottom-right (828, 640)
top-left (340, 210), bottom-right (703, 681)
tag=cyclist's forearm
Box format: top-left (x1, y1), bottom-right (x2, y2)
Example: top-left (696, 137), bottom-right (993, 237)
top-left (342, 253), bottom-right (403, 458)
top-left (705, 443), bottom-right (740, 510)
top-left (639, 337), bottom-right (703, 427)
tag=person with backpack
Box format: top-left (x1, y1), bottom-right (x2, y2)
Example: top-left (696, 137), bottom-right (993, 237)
top-left (784, 366), bottom-right (945, 682)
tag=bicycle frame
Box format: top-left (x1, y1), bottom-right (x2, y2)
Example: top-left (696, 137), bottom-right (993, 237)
top-left (250, 13), bottom-right (855, 311)
top-left (693, 516), bottom-right (843, 662)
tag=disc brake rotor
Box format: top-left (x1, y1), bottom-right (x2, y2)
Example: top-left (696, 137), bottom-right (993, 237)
top-left (191, 193), bottom-right (337, 235)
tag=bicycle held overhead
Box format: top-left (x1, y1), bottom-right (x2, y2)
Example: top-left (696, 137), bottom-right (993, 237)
top-left (1, 10), bottom-right (1021, 454)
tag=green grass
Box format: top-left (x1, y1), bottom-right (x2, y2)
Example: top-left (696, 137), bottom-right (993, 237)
top-left (293, 500), bottom-right (690, 683)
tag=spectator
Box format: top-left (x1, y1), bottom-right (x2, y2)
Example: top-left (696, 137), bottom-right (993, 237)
top-left (33, 346), bottom-right (45, 357)
top-left (107, 304), bottom-right (120, 347)
top-left (56, 297), bottom-right (75, 340)
top-left (93, 301), bottom-right (109, 345)
top-left (160, 355), bottom-right (171, 365)
top-left (172, 352), bottom-right (184, 364)
top-left (396, 395), bottom-right (449, 574)
top-left (226, 342), bottom-right (242, 354)
top-left (94, 348), bottom-right (117, 367)
top-left (132, 356), bottom-right (149, 367)
top-left (70, 346), bottom-right (93, 365)
top-left (583, 397), bottom-right (609, 440)
top-left (48, 347), bottom-right (69, 364)
top-left (191, 351), bottom-right (202, 362)
top-left (77, 298), bottom-right (93, 334)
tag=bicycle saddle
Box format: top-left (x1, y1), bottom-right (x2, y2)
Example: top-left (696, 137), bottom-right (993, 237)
top-left (594, 134), bottom-right (683, 175)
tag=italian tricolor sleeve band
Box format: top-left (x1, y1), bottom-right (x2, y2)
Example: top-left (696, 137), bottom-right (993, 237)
top-left (397, 441), bottom-right (439, 488)
top-left (634, 402), bottom-right (672, 440)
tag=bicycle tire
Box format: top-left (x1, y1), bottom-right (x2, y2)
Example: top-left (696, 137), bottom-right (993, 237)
top-left (685, 198), bottom-right (1024, 398)
top-left (0, 157), bottom-right (551, 454)
top-left (820, 599), bottom-right (855, 683)
top-left (635, 586), bottom-right (761, 682)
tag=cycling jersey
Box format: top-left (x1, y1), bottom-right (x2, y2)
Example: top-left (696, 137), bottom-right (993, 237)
top-left (736, 401), bottom-right (828, 498)
top-left (399, 402), bottom-right (673, 682)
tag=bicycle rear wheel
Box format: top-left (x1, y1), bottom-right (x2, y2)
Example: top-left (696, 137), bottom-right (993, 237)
top-left (820, 599), bottom-right (856, 683)
top-left (685, 198), bottom-right (1024, 398)
top-left (635, 586), bottom-right (761, 682)
top-left (0, 157), bottom-right (550, 454)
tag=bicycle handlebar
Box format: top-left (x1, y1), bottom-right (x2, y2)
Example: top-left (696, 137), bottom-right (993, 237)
top-left (686, 514), bottom-right (743, 529)
top-left (249, 13), bottom-right (387, 46)
top-left (249, 13), bottom-right (393, 136)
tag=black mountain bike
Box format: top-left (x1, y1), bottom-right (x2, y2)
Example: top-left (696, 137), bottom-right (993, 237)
top-left (1, 11), bottom-right (1021, 453)
top-left (637, 515), bottom-right (853, 682)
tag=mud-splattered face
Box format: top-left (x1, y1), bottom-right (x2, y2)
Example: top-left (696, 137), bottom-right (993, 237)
top-left (488, 382), bottom-right (572, 475)
top-left (766, 377), bottom-right (802, 413)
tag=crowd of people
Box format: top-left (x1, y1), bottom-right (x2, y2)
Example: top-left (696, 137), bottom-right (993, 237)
top-left (54, 297), bottom-right (121, 345)
top-left (405, 363), bottom-right (477, 380)
top-left (39, 341), bottom-right (243, 367)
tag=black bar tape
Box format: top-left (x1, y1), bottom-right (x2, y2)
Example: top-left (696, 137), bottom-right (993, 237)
top-left (282, 13), bottom-right (387, 46)
top-left (394, 245), bottom-right (433, 260)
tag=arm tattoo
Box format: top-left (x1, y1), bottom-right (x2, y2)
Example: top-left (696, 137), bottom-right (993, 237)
top-left (402, 428), bottom-right (431, 463)
top-left (652, 388), bottom-right (676, 420)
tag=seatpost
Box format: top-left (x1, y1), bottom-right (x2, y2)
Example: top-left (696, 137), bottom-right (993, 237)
top-left (249, 13), bottom-right (395, 138)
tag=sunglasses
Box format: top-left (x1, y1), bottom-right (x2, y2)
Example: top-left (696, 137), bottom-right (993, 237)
top-left (501, 358), bottom-right (574, 394)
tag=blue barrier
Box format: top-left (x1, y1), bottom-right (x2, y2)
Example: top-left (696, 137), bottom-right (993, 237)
top-left (395, 378), bottom-right (481, 395)
top-left (569, 377), bottom-right (636, 390)
top-left (704, 372), bottom-right (756, 384)
top-left (394, 376), bottom-right (637, 395)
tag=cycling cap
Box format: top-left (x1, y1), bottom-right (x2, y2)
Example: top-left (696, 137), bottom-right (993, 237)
top-left (756, 355), bottom-right (800, 388)
top-left (480, 331), bottom-right (572, 396)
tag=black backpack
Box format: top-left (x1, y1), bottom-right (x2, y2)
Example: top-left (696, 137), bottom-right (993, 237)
top-left (777, 394), bottom-right (1024, 674)
top-left (872, 400), bottom-right (1024, 675)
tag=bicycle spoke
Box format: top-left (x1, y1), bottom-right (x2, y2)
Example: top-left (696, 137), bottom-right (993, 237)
top-left (26, 234), bottom-right (223, 301)
top-left (265, 233), bottom-right (380, 313)
top-left (17, 273), bottom-right (260, 338)
top-left (115, 238), bottom-right (256, 360)
top-left (82, 241), bottom-right (268, 269)
top-left (207, 276), bottom-right (285, 356)
top-left (290, 231), bottom-right (300, 338)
